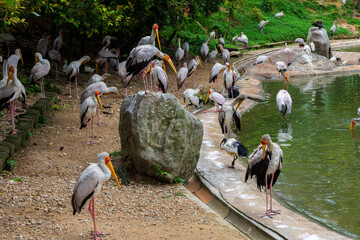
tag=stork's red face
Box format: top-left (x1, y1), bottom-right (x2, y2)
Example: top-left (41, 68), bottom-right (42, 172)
top-left (153, 24), bottom-right (159, 30)
top-left (6, 66), bottom-right (15, 88)
top-left (95, 90), bottom-right (103, 113)
top-left (34, 53), bottom-right (39, 63)
top-left (351, 120), bottom-right (356, 129)
top-left (19, 50), bottom-right (24, 65)
top-left (153, 24), bottom-right (161, 50)
top-left (163, 55), bottom-right (177, 74)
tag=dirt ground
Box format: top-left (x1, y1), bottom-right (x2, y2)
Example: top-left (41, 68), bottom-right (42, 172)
top-left (0, 56), bottom-right (247, 240)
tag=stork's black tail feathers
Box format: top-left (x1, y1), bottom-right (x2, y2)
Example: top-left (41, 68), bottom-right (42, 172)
top-left (280, 104), bottom-right (287, 116)
top-left (236, 142), bottom-right (248, 157)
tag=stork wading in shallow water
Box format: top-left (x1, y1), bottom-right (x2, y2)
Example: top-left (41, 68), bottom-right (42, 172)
top-left (125, 45), bottom-right (177, 94)
top-left (204, 89), bottom-right (226, 113)
top-left (276, 61), bottom-right (287, 83)
top-left (66, 56), bottom-right (91, 98)
top-left (245, 134), bottom-right (283, 218)
top-left (80, 90), bottom-right (103, 145)
top-left (218, 95), bottom-right (246, 139)
top-left (220, 138), bottom-right (248, 168)
top-left (276, 89), bottom-right (292, 118)
top-left (183, 84), bottom-right (204, 111)
top-left (0, 65), bottom-right (26, 134)
top-left (72, 152), bottom-right (120, 240)
top-left (30, 53), bottom-right (51, 98)
top-left (137, 23), bottom-right (161, 50)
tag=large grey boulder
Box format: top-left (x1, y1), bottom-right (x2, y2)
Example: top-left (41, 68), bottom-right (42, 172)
top-left (289, 52), bottom-right (336, 71)
top-left (119, 92), bottom-right (203, 182)
top-left (307, 27), bottom-right (332, 58)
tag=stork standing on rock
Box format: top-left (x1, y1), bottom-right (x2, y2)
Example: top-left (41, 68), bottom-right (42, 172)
top-left (204, 89), bottom-right (226, 113)
top-left (220, 138), bottom-right (248, 168)
top-left (66, 56), bottom-right (91, 98)
top-left (72, 152), bottom-right (120, 240)
top-left (30, 53), bottom-right (51, 98)
top-left (245, 134), bottom-right (283, 218)
top-left (254, 55), bottom-right (273, 73)
top-left (125, 45), bottom-right (177, 94)
top-left (218, 95), bottom-right (246, 139)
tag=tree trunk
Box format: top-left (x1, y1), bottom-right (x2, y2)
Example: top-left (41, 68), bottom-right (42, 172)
top-left (165, 30), bottom-right (177, 47)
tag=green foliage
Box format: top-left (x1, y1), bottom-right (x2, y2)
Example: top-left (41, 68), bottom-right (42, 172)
top-left (10, 177), bottom-right (22, 181)
top-left (6, 157), bottom-right (15, 169)
top-left (249, 7), bottom-right (263, 22)
top-left (173, 177), bottom-right (186, 184)
top-left (21, 140), bottom-right (28, 147)
top-left (49, 103), bottom-right (66, 111)
top-left (109, 150), bottom-right (122, 158)
top-left (260, 0), bottom-right (273, 12)
top-left (38, 114), bottom-right (47, 124)
top-left (156, 165), bottom-right (170, 177)
top-left (175, 191), bottom-right (186, 196)
top-left (28, 130), bottom-right (35, 137)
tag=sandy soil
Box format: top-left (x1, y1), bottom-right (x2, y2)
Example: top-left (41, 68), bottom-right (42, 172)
top-left (0, 57), bottom-right (247, 240)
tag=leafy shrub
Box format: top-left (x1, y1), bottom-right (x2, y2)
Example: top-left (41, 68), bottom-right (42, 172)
top-left (249, 7), bottom-right (264, 22)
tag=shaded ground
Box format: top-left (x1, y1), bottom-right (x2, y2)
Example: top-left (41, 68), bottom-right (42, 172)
top-left (0, 55), bottom-right (247, 240)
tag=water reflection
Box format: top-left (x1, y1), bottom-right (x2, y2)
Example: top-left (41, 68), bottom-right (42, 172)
top-left (238, 74), bottom-right (360, 238)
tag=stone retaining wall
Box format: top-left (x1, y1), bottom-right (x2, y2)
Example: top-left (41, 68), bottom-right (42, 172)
top-left (0, 92), bottom-right (57, 170)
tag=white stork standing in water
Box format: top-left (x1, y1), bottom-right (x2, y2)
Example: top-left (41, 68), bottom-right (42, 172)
top-left (183, 84), bottom-right (204, 111)
top-left (0, 65), bottom-right (26, 134)
top-left (125, 45), bottom-right (177, 94)
top-left (245, 134), bottom-right (283, 218)
top-left (137, 23), bottom-right (161, 50)
top-left (30, 53), bottom-right (51, 98)
top-left (200, 38), bottom-right (210, 67)
top-left (218, 95), bottom-right (246, 139)
top-left (218, 44), bottom-right (230, 64)
top-left (72, 152), bottom-right (120, 240)
top-left (187, 56), bottom-right (202, 79)
top-left (209, 62), bottom-right (227, 91)
top-left (253, 55), bottom-right (273, 73)
top-left (204, 89), bottom-right (226, 113)
top-left (276, 89), bottom-right (292, 118)
top-left (80, 90), bottom-right (103, 144)
top-left (220, 138), bottom-right (248, 168)
top-left (177, 62), bottom-right (188, 90)
top-left (175, 38), bottom-right (184, 67)
top-left (66, 55), bottom-right (91, 98)
top-left (275, 62), bottom-right (289, 89)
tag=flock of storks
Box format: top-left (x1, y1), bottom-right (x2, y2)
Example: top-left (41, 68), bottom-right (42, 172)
top-left (0, 13), bottom-right (356, 238)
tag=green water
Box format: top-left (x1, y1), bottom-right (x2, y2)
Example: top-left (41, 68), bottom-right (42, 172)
top-left (238, 75), bottom-right (360, 238)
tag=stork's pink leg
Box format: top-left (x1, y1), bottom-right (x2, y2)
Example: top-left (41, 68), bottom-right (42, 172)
top-left (10, 101), bottom-right (17, 134)
top-left (125, 88), bottom-right (128, 97)
top-left (268, 173), bottom-right (281, 215)
top-left (75, 75), bottom-right (79, 99)
top-left (96, 109), bottom-right (103, 126)
top-left (261, 175), bottom-right (272, 218)
top-left (88, 198), bottom-right (101, 240)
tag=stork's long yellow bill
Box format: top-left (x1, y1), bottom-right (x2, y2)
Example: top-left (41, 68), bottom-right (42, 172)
top-left (155, 28), bottom-right (161, 51)
top-left (105, 158), bottom-right (120, 190)
top-left (261, 140), bottom-right (267, 160)
top-left (6, 71), bottom-right (13, 88)
top-left (350, 120), bottom-right (356, 129)
top-left (234, 99), bottom-right (244, 112)
top-left (20, 51), bottom-right (24, 65)
top-left (96, 95), bottom-right (103, 113)
top-left (205, 91), bottom-right (210, 104)
top-left (198, 57), bottom-right (203, 69)
top-left (166, 58), bottom-right (177, 74)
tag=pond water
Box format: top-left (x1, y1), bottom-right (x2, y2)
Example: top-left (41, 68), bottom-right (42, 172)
top-left (237, 74), bottom-right (360, 238)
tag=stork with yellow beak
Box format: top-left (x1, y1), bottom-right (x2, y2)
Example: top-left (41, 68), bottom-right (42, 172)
top-left (245, 134), bottom-right (283, 218)
top-left (8, 48), bottom-right (24, 68)
top-left (72, 152), bottom-right (120, 240)
top-left (66, 56), bottom-right (91, 98)
top-left (204, 89), bottom-right (226, 113)
top-left (80, 90), bottom-right (103, 145)
top-left (137, 23), bottom-right (161, 50)
top-left (350, 107), bottom-right (360, 129)
top-left (218, 95), bottom-right (247, 139)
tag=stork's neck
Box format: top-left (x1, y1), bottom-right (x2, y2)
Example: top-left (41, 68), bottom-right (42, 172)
top-left (266, 140), bottom-right (274, 152)
top-left (155, 50), bottom-right (165, 59)
top-left (150, 28), bottom-right (156, 42)
top-left (178, 38), bottom-right (181, 48)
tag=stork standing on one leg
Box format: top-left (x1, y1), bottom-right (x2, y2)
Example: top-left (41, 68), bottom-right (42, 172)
top-left (72, 152), bottom-right (120, 240)
top-left (245, 134), bottom-right (283, 218)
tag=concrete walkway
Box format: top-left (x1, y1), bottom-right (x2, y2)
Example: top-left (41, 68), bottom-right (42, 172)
top-left (187, 40), bottom-right (360, 239)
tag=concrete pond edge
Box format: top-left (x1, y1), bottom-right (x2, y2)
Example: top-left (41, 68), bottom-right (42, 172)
top-left (0, 92), bottom-right (57, 170)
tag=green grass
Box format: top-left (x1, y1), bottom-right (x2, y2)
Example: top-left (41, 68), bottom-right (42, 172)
top-left (109, 150), bottom-right (122, 157)
top-left (6, 157), bottom-right (15, 169)
top-left (169, 0), bottom-right (356, 55)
